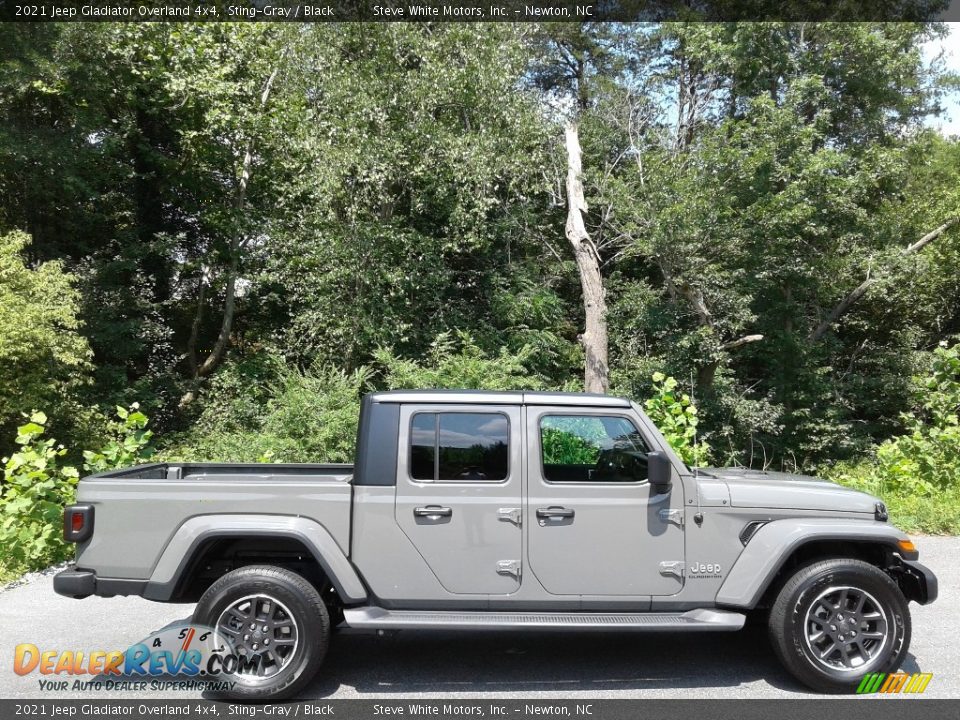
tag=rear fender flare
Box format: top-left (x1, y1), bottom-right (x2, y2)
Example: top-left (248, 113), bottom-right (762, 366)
top-left (715, 518), bottom-right (912, 609)
top-left (143, 514), bottom-right (367, 603)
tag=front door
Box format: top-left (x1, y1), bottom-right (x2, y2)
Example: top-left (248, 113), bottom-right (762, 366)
top-left (395, 404), bottom-right (523, 594)
top-left (525, 407), bottom-right (686, 596)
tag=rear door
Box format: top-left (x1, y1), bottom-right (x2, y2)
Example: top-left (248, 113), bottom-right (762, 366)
top-left (525, 406), bottom-right (686, 597)
top-left (394, 404), bottom-right (523, 594)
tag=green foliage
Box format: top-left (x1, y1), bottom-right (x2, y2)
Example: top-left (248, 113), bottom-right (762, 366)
top-left (0, 404), bottom-right (157, 580)
top-left (162, 336), bottom-right (558, 463)
top-left (2, 22), bottom-right (960, 545)
top-left (829, 341), bottom-right (960, 495)
top-left (0, 231), bottom-right (93, 453)
top-left (540, 417), bottom-right (617, 466)
top-left (875, 487), bottom-right (960, 536)
top-left (263, 24), bottom-right (560, 376)
top-left (870, 344), bottom-right (960, 496)
top-left (594, 23), bottom-right (958, 470)
top-left (644, 373), bottom-right (711, 467)
top-left (163, 359), bottom-right (370, 464)
top-left (0, 412), bottom-right (78, 572)
top-left (256, 366), bottom-right (370, 464)
top-left (165, 346), bottom-right (709, 477)
top-left (373, 332), bottom-right (563, 393)
top-left (82, 404), bottom-right (154, 475)
top-left (540, 427), bottom-right (599, 466)
top-left (827, 460), bottom-right (960, 535)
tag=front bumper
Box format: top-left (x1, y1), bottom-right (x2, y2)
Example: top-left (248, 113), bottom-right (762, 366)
top-left (900, 559), bottom-right (938, 605)
top-left (54, 566), bottom-right (146, 600)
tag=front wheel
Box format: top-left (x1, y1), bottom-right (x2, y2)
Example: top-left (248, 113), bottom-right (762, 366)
top-left (193, 565), bottom-right (330, 700)
top-left (768, 558), bottom-right (911, 693)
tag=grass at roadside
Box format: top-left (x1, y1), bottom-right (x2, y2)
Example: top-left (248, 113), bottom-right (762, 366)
top-left (829, 468), bottom-right (960, 535)
top-left (879, 488), bottom-right (960, 536)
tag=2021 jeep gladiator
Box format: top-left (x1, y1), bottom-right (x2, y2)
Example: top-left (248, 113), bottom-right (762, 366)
top-left (54, 390), bottom-right (937, 699)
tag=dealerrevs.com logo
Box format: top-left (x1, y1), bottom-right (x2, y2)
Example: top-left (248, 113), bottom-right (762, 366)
top-left (12, 623), bottom-right (250, 692)
top-left (856, 672), bottom-right (933, 694)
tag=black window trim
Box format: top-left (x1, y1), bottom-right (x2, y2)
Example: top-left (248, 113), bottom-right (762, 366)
top-left (408, 409), bottom-right (512, 485)
top-left (537, 411), bottom-right (651, 486)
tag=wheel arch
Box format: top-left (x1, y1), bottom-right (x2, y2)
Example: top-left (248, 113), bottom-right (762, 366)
top-left (142, 514), bottom-right (367, 604)
top-left (716, 518), bottom-right (916, 609)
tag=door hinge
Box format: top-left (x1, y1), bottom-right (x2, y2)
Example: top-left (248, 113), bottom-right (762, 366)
top-left (497, 507), bottom-right (522, 526)
top-left (658, 508), bottom-right (684, 527)
top-left (496, 559), bottom-right (521, 580)
top-left (659, 560), bottom-right (684, 579)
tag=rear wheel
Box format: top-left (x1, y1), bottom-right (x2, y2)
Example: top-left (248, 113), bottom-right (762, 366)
top-left (768, 558), bottom-right (910, 693)
top-left (193, 565), bottom-right (330, 700)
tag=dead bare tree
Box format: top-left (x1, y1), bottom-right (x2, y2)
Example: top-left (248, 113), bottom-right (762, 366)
top-left (564, 122), bottom-right (609, 393)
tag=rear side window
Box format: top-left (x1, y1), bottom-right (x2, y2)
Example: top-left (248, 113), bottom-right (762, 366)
top-left (409, 412), bottom-right (510, 482)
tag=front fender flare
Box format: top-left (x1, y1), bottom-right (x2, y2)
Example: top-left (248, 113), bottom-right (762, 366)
top-left (142, 514), bottom-right (367, 603)
top-left (715, 518), bottom-right (912, 609)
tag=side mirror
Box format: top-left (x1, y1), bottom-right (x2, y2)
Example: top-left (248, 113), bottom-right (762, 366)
top-left (648, 451), bottom-right (672, 493)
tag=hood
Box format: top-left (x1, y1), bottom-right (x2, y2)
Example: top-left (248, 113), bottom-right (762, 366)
top-left (700, 467), bottom-right (880, 514)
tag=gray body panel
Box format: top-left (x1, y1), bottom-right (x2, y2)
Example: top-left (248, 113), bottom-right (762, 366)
top-left (715, 517), bottom-right (912, 607)
top-left (73, 464), bottom-right (353, 582)
top-left (62, 390), bottom-right (930, 631)
top-left (524, 404), bottom-right (686, 597)
top-left (393, 403), bottom-right (524, 595)
top-left (142, 514), bottom-right (367, 602)
top-left (703, 468), bottom-right (880, 513)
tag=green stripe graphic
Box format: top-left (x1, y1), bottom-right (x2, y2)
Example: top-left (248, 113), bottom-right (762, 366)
top-left (856, 673), bottom-right (886, 694)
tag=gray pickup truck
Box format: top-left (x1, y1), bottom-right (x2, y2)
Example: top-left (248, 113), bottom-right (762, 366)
top-left (55, 390), bottom-right (936, 699)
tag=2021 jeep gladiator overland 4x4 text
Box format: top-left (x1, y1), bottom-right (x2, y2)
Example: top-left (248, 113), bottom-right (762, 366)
top-left (55, 390), bottom-right (937, 699)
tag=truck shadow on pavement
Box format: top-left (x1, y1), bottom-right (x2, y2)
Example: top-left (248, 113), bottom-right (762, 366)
top-left (299, 626), bottom-right (819, 697)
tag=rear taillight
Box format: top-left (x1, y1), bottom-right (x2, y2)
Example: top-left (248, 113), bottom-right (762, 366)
top-left (63, 505), bottom-right (94, 543)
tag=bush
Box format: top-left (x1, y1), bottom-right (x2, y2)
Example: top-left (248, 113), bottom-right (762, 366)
top-left (0, 412), bottom-right (79, 575)
top-left (644, 373), bottom-right (710, 466)
top-left (541, 426), bottom-right (602, 465)
top-left (826, 341), bottom-right (960, 533)
top-left (0, 232), bottom-right (93, 456)
top-left (373, 331), bottom-right (563, 392)
top-left (163, 341), bottom-right (709, 472)
top-left (162, 334), bottom-right (561, 463)
top-left (162, 361), bottom-right (370, 463)
top-left (257, 366), bottom-right (370, 463)
top-left (828, 458), bottom-right (960, 534)
top-left (0, 405), bottom-right (154, 582)
top-left (83, 404), bottom-right (154, 474)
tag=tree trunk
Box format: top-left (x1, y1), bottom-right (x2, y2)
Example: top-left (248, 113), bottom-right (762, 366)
top-left (564, 122), bottom-right (609, 394)
top-left (810, 216), bottom-right (959, 341)
top-left (179, 58), bottom-right (285, 408)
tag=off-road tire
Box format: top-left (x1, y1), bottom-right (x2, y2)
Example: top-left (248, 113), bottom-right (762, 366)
top-left (193, 565), bottom-right (330, 701)
top-left (768, 558), bottom-right (910, 693)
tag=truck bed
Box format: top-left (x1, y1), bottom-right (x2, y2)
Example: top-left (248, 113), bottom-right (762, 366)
top-left (74, 462), bottom-right (354, 581)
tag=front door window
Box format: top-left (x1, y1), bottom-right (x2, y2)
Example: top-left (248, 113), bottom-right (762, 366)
top-left (540, 415), bottom-right (650, 483)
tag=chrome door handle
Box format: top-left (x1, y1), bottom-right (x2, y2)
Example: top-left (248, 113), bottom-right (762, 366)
top-left (536, 506), bottom-right (575, 519)
top-left (414, 506), bottom-right (452, 519)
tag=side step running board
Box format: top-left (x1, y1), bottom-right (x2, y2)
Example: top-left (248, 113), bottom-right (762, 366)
top-left (343, 607), bottom-right (745, 632)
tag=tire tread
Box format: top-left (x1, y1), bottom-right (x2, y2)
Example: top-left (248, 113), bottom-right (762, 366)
top-left (193, 565), bottom-right (330, 701)
top-left (768, 558), bottom-right (910, 694)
